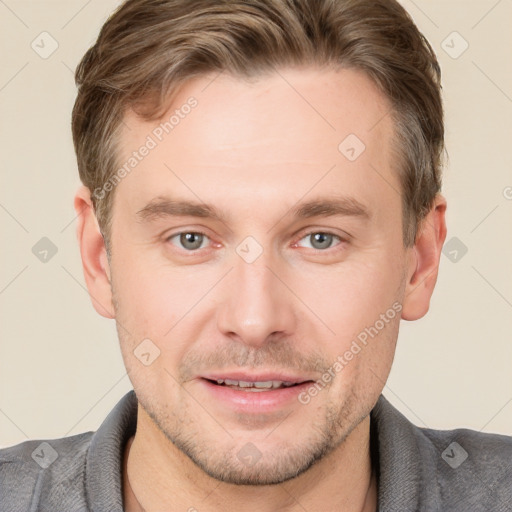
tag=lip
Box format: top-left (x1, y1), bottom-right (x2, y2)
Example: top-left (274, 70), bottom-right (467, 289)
top-left (200, 371), bottom-right (314, 384)
top-left (197, 375), bottom-right (316, 414)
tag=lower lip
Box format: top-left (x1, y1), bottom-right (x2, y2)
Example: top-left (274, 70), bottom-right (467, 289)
top-left (198, 378), bottom-right (314, 413)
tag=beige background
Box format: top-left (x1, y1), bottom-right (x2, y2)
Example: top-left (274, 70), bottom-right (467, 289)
top-left (1, 0), bottom-right (511, 447)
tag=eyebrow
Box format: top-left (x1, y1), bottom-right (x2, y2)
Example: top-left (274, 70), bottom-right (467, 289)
top-left (135, 195), bottom-right (371, 224)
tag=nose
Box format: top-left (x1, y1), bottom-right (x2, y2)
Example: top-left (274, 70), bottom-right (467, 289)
top-left (216, 247), bottom-right (298, 348)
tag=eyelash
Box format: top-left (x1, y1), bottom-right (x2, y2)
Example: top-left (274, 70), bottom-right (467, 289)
top-left (165, 230), bottom-right (346, 253)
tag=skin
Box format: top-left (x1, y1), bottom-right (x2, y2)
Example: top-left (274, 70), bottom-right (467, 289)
top-left (75, 67), bottom-right (447, 511)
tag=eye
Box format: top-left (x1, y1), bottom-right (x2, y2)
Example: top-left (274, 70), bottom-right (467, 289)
top-left (167, 232), bottom-right (209, 251)
top-left (296, 231), bottom-right (343, 250)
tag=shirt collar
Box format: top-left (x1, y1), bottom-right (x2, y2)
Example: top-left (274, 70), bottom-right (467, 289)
top-left (371, 394), bottom-right (441, 510)
top-left (85, 390), bottom-right (138, 511)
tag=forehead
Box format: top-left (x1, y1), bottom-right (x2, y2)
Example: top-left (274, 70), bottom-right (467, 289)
top-left (114, 67), bottom-right (399, 224)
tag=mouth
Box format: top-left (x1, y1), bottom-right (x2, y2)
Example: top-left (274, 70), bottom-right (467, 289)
top-left (197, 373), bottom-right (317, 412)
top-left (202, 377), bottom-right (312, 391)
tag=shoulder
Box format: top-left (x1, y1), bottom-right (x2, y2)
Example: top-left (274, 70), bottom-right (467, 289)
top-left (419, 421), bottom-right (512, 461)
top-left (0, 390), bottom-right (137, 512)
top-left (372, 395), bottom-right (512, 510)
top-left (0, 432), bottom-right (93, 511)
top-left (418, 423), bottom-right (512, 506)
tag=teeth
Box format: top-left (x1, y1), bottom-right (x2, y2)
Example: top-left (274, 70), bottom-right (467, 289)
top-left (252, 381), bottom-right (273, 389)
top-left (215, 379), bottom-right (297, 389)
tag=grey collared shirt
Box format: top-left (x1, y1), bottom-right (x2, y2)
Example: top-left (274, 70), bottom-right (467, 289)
top-left (1, 390), bottom-right (511, 511)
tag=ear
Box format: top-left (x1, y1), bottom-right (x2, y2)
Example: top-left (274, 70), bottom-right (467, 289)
top-left (74, 185), bottom-right (115, 319)
top-left (401, 194), bottom-right (447, 321)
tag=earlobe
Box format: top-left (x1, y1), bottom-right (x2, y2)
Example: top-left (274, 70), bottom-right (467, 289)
top-left (74, 186), bottom-right (115, 319)
top-left (401, 194), bottom-right (447, 321)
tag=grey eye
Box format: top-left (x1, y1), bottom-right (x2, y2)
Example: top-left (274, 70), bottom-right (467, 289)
top-left (299, 232), bottom-right (339, 250)
top-left (168, 232), bottom-right (207, 251)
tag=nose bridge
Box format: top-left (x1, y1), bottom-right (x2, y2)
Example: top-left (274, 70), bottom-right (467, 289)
top-left (216, 239), bottom-right (296, 346)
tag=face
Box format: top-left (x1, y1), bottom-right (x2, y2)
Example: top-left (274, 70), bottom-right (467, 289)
top-left (108, 67), bottom-right (410, 485)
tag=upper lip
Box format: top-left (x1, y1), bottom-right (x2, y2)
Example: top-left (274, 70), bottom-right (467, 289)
top-left (200, 371), bottom-right (316, 384)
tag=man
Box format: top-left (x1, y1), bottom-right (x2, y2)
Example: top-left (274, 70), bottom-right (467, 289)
top-left (1, 0), bottom-right (511, 510)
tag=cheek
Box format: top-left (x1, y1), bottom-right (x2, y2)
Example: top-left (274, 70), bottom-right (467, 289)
top-left (111, 253), bottom-right (197, 333)
top-left (110, 253), bottom-right (218, 378)
top-left (293, 255), bottom-right (403, 392)
top-left (296, 257), bottom-right (403, 338)
top-left (320, 306), bottom-right (400, 407)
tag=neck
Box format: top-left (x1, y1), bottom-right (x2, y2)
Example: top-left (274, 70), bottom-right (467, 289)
top-left (123, 405), bottom-right (378, 512)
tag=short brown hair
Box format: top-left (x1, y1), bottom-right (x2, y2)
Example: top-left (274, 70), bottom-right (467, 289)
top-left (72, 0), bottom-right (444, 250)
